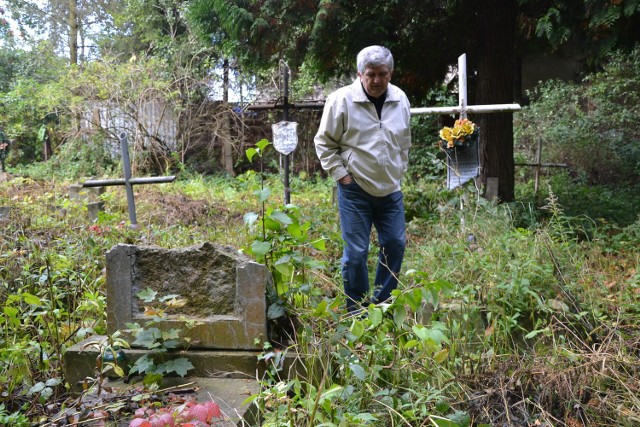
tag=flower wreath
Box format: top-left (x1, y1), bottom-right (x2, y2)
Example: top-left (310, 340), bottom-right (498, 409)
top-left (438, 118), bottom-right (479, 150)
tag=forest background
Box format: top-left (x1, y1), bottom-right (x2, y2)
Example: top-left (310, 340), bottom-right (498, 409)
top-left (1, 1), bottom-right (640, 426)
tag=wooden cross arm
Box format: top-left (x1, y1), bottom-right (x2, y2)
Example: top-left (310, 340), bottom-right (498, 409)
top-left (410, 103), bottom-right (521, 116)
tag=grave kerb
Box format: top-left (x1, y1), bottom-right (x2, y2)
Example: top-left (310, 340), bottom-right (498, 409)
top-left (106, 242), bottom-right (269, 351)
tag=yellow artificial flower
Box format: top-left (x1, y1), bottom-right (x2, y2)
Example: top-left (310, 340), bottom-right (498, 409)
top-left (439, 127), bottom-right (453, 142)
top-left (453, 119), bottom-right (475, 137)
top-left (439, 118), bottom-right (476, 149)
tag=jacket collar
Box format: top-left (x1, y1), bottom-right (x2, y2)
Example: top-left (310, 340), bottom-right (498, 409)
top-left (350, 78), bottom-right (402, 103)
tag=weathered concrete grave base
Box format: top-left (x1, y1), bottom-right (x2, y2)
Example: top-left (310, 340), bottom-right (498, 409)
top-left (64, 336), bottom-right (268, 391)
top-left (62, 241), bottom-right (278, 425)
top-left (64, 335), bottom-right (266, 426)
top-left (106, 242), bottom-right (269, 351)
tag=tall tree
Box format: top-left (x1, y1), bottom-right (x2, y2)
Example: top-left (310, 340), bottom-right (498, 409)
top-left (475, 0), bottom-right (517, 201)
top-left (4, 0), bottom-right (119, 64)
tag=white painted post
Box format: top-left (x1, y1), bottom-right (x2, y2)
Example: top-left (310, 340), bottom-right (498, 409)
top-left (458, 54), bottom-right (468, 119)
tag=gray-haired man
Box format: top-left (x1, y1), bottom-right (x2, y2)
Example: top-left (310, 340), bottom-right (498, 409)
top-left (314, 45), bottom-right (412, 312)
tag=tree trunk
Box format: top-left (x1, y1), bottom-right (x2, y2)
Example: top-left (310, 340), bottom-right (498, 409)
top-left (476, 0), bottom-right (516, 202)
top-left (222, 59), bottom-right (235, 176)
top-left (68, 0), bottom-right (78, 65)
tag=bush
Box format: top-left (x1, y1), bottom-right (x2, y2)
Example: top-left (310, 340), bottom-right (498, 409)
top-left (515, 48), bottom-right (640, 187)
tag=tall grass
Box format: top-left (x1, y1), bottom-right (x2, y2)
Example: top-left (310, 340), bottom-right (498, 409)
top-left (0, 168), bottom-right (639, 425)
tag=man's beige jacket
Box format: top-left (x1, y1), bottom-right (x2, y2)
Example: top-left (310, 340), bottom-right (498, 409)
top-left (314, 79), bottom-right (411, 197)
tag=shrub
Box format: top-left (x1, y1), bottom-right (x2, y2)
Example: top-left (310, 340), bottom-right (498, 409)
top-left (515, 48), bottom-right (640, 187)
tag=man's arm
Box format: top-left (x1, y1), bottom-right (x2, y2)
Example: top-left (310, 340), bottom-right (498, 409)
top-left (399, 96), bottom-right (412, 174)
top-left (314, 97), bottom-right (350, 182)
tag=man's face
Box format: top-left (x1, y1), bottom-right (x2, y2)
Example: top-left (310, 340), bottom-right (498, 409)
top-left (358, 65), bottom-right (392, 98)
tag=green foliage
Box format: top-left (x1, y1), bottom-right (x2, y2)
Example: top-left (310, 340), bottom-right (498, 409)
top-left (514, 48), bottom-right (640, 226)
top-left (403, 178), bottom-right (448, 221)
top-left (124, 288), bottom-right (195, 386)
top-left (251, 280), bottom-right (476, 426)
top-left (531, 0), bottom-right (640, 64)
top-left (408, 114), bottom-right (444, 181)
top-left (242, 139), bottom-right (330, 326)
top-left (0, 45), bottom-right (68, 167)
top-left (2, 132), bottom-right (640, 426)
top-left (188, 0), bottom-right (458, 99)
top-left (0, 404), bottom-right (29, 427)
top-left (516, 48), bottom-right (640, 187)
top-left (0, 199), bottom-right (108, 403)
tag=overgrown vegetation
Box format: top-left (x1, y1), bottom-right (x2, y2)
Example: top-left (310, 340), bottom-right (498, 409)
top-left (1, 41), bottom-right (640, 427)
top-left (1, 139), bottom-right (639, 426)
top-left (514, 47), bottom-right (640, 225)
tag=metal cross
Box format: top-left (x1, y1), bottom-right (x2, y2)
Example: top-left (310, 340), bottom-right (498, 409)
top-left (82, 133), bottom-right (175, 227)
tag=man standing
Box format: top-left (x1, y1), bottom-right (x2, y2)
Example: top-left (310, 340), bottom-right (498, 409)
top-left (314, 45), bottom-right (411, 312)
top-left (0, 128), bottom-right (9, 173)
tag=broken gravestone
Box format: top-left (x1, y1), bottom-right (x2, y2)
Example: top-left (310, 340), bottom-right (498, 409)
top-left (106, 242), bottom-right (269, 350)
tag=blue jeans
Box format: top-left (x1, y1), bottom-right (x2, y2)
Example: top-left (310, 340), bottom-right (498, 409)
top-left (337, 180), bottom-right (406, 312)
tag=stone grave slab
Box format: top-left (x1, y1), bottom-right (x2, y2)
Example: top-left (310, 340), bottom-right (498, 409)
top-left (106, 242), bottom-right (269, 350)
top-left (69, 184), bottom-right (105, 220)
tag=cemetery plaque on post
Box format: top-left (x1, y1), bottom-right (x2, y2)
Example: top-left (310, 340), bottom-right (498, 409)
top-left (272, 121), bottom-right (298, 204)
top-left (444, 129), bottom-right (481, 190)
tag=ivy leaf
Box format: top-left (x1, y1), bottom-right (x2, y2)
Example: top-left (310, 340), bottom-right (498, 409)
top-left (137, 288), bottom-right (157, 303)
top-left (162, 340), bottom-right (181, 349)
top-left (133, 327), bottom-right (162, 348)
top-left (157, 358), bottom-right (194, 377)
top-left (130, 355), bottom-right (155, 375)
top-left (161, 329), bottom-right (181, 341)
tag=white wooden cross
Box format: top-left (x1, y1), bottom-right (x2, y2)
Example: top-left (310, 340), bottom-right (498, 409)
top-left (410, 54), bottom-right (521, 191)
